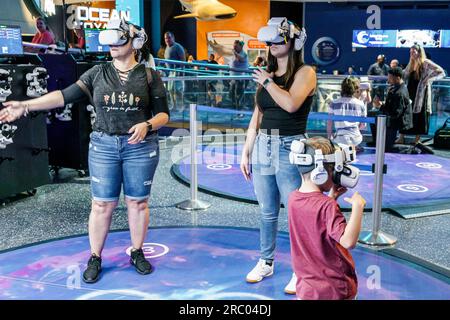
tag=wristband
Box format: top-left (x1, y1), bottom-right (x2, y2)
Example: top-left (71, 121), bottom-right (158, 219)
top-left (262, 78), bottom-right (273, 89)
top-left (146, 120), bottom-right (153, 131)
top-left (23, 103), bottom-right (30, 117)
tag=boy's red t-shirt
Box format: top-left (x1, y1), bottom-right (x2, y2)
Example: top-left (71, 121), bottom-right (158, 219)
top-left (288, 190), bottom-right (358, 300)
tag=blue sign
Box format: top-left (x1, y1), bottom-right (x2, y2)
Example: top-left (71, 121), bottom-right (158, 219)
top-left (352, 30), bottom-right (397, 48)
top-left (311, 37), bottom-right (340, 66)
top-left (0, 25), bottom-right (23, 56)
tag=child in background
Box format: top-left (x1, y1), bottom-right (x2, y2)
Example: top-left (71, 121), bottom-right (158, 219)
top-left (327, 77), bottom-right (366, 150)
top-left (288, 136), bottom-right (366, 300)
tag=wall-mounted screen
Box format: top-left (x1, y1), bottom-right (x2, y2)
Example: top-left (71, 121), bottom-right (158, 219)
top-left (353, 29), bottom-right (450, 48)
top-left (396, 30), bottom-right (440, 48)
top-left (85, 28), bottom-right (109, 54)
top-left (352, 30), bottom-right (397, 48)
top-left (0, 25), bottom-right (23, 56)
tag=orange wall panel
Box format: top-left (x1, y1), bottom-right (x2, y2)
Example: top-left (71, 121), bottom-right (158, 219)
top-left (196, 0), bottom-right (269, 60)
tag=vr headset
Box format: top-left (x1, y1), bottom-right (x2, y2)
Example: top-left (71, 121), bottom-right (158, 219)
top-left (99, 19), bottom-right (147, 50)
top-left (257, 17), bottom-right (307, 51)
top-left (0, 69), bottom-right (12, 103)
top-left (289, 139), bottom-right (360, 188)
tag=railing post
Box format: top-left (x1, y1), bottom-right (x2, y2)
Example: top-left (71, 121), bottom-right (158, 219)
top-left (176, 103), bottom-right (211, 211)
top-left (358, 115), bottom-right (397, 246)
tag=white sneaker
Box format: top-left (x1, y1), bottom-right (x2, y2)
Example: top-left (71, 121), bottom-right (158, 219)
top-left (246, 259), bottom-right (274, 283)
top-left (284, 273), bottom-right (297, 295)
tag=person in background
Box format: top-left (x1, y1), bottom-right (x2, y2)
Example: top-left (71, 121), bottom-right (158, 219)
top-left (373, 67), bottom-right (413, 152)
top-left (229, 40), bottom-right (248, 112)
top-left (327, 77), bottom-right (366, 150)
top-left (32, 17), bottom-right (56, 45)
top-left (345, 66), bottom-right (358, 75)
top-left (288, 137), bottom-right (365, 300)
top-left (390, 59), bottom-right (400, 69)
top-left (164, 31), bottom-right (186, 110)
top-left (368, 54), bottom-right (390, 76)
top-left (206, 53), bottom-right (219, 107)
top-left (396, 44), bottom-right (445, 144)
top-left (368, 54), bottom-right (390, 103)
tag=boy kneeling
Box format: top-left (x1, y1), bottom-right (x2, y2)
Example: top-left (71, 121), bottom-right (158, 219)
top-left (288, 136), bottom-right (366, 300)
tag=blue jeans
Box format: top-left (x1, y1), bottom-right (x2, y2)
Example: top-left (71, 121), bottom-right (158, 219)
top-left (251, 132), bottom-right (306, 261)
top-left (88, 131), bottom-right (160, 202)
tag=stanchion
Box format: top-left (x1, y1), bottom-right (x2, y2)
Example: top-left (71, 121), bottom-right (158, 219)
top-left (176, 104), bottom-right (211, 211)
top-left (358, 115), bottom-right (397, 246)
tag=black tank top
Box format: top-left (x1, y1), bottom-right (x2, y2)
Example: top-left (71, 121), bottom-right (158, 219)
top-left (256, 69), bottom-right (313, 136)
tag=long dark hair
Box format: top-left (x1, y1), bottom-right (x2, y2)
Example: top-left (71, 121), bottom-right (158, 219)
top-left (266, 39), bottom-right (304, 89)
top-left (256, 39), bottom-right (304, 113)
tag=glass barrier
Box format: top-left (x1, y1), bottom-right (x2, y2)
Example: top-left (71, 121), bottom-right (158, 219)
top-left (158, 69), bottom-right (450, 136)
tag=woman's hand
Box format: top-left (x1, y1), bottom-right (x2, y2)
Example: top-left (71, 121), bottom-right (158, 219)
top-left (128, 122), bottom-right (149, 144)
top-left (252, 67), bottom-right (273, 87)
top-left (240, 150), bottom-right (252, 181)
top-left (0, 101), bottom-right (26, 123)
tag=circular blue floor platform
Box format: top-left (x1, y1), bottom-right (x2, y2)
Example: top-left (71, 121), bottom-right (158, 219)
top-left (0, 227), bottom-right (448, 300)
top-left (172, 145), bottom-right (450, 214)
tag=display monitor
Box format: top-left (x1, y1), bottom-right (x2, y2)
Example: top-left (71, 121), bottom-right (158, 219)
top-left (396, 30), bottom-right (440, 48)
top-left (0, 25), bottom-right (23, 56)
top-left (85, 28), bottom-right (109, 54)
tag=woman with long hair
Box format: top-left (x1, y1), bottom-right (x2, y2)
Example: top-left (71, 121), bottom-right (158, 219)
top-left (396, 44), bottom-right (445, 144)
top-left (240, 18), bottom-right (316, 294)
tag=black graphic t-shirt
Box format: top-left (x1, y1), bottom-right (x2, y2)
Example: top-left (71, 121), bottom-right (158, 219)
top-left (78, 62), bottom-right (168, 135)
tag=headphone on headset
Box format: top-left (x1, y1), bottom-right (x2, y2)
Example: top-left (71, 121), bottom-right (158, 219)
top-left (289, 138), bottom-right (360, 188)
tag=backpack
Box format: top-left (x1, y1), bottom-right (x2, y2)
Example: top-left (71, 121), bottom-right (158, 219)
top-left (434, 117), bottom-right (450, 149)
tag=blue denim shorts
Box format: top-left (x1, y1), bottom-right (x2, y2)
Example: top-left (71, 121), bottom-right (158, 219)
top-left (88, 131), bottom-right (160, 202)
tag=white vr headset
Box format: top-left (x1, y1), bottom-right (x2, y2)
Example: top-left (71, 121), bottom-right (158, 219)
top-left (257, 17), bottom-right (307, 51)
top-left (99, 19), bottom-right (147, 50)
top-left (289, 139), bottom-right (360, 188)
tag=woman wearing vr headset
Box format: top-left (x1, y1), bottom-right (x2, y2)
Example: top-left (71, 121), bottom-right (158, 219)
top-left (288, 136), bottom-right (365, 299)
top-left (240, 18), bottom-right (316, 294)
top-left (0, 19), bottom-right (169, 283)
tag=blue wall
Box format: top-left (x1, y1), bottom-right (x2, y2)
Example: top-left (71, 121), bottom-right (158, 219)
top-left (304, 2), bottom-right (450, 74)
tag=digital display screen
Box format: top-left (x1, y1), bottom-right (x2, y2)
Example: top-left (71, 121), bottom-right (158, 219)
top-left (396, 30), bottom-right (440, 48)
top-left (0, 25), bottom-right (23, 56)
top-left (353, 29), bottom-right (449, 48)
top-left (85, 28), bottom-right (109, 54)
top-left (352, 30), bottom-right (397, 48)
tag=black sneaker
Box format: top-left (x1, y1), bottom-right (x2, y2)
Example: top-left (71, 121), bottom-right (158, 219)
top-left (130, 248), bottom-right (153, 275)
top-left (82, 254), bottom-right (102, 284)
